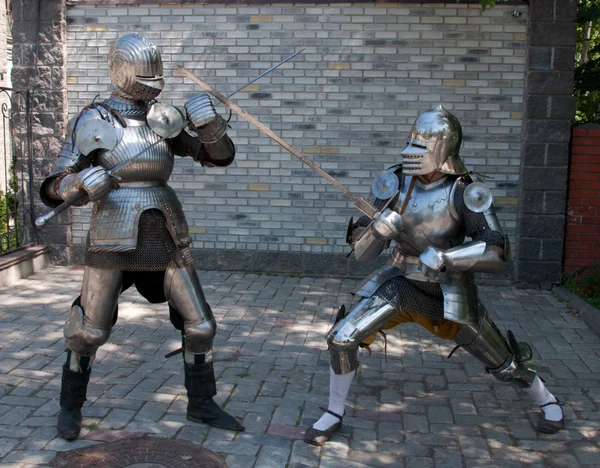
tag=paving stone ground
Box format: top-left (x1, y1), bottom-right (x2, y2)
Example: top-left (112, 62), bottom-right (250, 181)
top-left (0, 265), bottom-right (598, 467)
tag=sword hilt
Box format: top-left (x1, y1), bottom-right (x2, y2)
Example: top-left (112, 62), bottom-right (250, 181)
top-left (35, 189), bottom-right (88, 227)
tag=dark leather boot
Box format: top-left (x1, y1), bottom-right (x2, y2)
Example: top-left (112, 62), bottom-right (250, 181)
top-left (184, 361), bottom-right (244, 431)
top-left (57, 365), bottom-right (91, 441)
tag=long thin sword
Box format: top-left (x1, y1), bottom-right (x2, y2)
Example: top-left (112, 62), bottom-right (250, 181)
top-left (177, 67), bottom-right (379, 219)
top-left (35, 51), bottom-right (304, 228)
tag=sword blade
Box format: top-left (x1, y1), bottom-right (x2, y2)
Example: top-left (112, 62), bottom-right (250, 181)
top-left (225, 49), bottom-right (305, 99)
top-left (178, 66), bottom-right (379, 219)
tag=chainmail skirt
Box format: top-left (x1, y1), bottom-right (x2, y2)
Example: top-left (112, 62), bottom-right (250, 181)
top-left (373, 276), bottom-right (445, 322)
top-left (85, 209), bottom-right (194, 271)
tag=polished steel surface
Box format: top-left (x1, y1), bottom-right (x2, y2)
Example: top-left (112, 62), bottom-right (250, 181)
top-left (108, 33), bottom-right (164, 101)
top-left (442, 240), bottom-right (487, 271)
top-left (164, 264), bottom-right (217, 355)
top-left (400, 106), bottom-right (467, 176)
top-left (463, 182), bottom-right (493, 213)
top-left (328, 296), bottom-right (398, 374)
top-left (394, 176), bottom-right (464, 255)
top-left (353, 227), bottom-right (387, 262)
top-left (89, 184), bottom-right (190, 252)
top-left (64, 267), bottom-right (124, 356)
top-left (147, 102), bottom-right (185, 138)
top-left (97, 123), bottom-right (174, 183)
top-left (371, 169), bottom-right (400, 200)
top-left (454, 315), bottom-right (537, 388)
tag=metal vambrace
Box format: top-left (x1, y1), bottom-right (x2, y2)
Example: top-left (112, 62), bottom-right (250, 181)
top-left (353, 209), bottom-right (402, 262)
top-left (453, 314), bottom-right (536, 388)
top-left (64, 304), bottom-right (111, 356)
top-left (353, 226), bottom-right (387, 262)
top-left (443, 240), bottom-right (508, 274)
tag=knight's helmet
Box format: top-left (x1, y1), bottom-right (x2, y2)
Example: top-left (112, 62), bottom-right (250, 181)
top-left (400, 105), bottom-right (467, 176)
top-left (108, 33), bottom-right (164, 101)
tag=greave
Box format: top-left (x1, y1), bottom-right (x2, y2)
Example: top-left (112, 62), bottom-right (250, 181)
top-left (57, 364), bottom-right (91, 441)
top-left (183, 360), bottom-right (244, 432)
top-left (453, 313), bottom-right (536, 388)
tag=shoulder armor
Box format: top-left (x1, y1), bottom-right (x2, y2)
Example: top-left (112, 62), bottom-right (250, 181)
top-left (371, 164), bottom-right (403, 201)
top-left (463, 181), bottom-right (493, 213)
top-left (147, 102), bottom-right (185, 138)
top-left (72, 104), bottom-right (124, 155)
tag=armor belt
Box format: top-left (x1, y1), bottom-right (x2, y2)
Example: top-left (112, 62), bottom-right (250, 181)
top-left (85, 209), bottom-right (194, 271)
top-left (354, 250), bottom-right (480, 325)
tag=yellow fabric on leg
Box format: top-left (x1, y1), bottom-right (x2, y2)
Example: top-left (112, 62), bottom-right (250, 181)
top-left (360, 310), bottom-right (461, 346)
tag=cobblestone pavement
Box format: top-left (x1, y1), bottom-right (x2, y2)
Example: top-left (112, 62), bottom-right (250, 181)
top-left (0, 265), bottom-right (598, 468)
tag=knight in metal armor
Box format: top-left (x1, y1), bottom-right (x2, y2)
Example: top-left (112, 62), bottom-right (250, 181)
top-left (40, 33), bottom-right (243, 440)
top-left (304, 106), bottom-right (564, 446)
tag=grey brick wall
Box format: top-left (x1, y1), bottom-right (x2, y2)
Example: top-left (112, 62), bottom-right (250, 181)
top-left (63, 3), bottom-right (529, 272)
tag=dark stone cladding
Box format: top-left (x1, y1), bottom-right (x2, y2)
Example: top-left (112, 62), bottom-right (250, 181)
top-left (10, 0), bottom-right (70, 264)
top-left (515, 0), bottom-right (577, 289)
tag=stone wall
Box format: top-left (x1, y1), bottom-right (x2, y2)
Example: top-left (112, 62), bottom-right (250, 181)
top-left (514, 0), bottom-right (577, 288)
top-left (0, 0), bottom-right (11, 194)
top-left (64, 2), bottom-right (529, 276)
top-left (9, 0), bottom-right (69, 263)
top-left (564, 124), bottom-right (600, 280)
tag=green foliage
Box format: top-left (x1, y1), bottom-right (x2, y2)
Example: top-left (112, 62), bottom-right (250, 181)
top-left (575, 1), bottom-right (600, 123)
top-left (456, 0), bottom-right (497, 12)
top-left (561, 264), bottom-right (600, 310)
top-left (0, 146), bottom-right (21, 252)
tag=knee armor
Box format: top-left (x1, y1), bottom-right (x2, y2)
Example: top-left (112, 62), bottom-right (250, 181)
top-left (328, 298), bottom-right (397, 374)
top-left (183, 318), bottom-right (217, 355)
top-left (64, 305), bottom-right (111, 356)
top-left (454, 314), bottom-right (536, 388)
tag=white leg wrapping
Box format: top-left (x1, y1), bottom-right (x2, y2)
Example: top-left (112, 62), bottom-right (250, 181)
top-left (527, 376), bottom-right (562, 421)
top-left (68, 351), bottom-right (95, 373)
top-left (313, 367), bottom-right (355, 431)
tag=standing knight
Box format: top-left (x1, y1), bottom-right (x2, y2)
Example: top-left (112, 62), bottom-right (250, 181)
top-left (40, 33), bottom-right (243, 440)
top-left (304, 106), bottom-right (564, 446)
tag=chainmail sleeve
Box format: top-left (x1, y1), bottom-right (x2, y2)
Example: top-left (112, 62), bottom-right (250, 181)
top-left (453, 176), bottom-right (504, 248)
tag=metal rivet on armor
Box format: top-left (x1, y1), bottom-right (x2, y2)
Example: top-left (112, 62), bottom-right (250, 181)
top-left (164, 203), bottom-right (169, 211)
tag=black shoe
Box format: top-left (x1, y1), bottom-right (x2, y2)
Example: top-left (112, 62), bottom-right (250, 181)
top-left (57, 407), bottom-right (83, 441)
top-left (187, 398), bottom-right (244, 431)
top-left (57, 365), bottom-right (90, 441)
top-left (303, 407), bottom-right (343, 446)
top-left (184, 361), bottom-right (244, 432)
top-left (537, 399), bottom-right (564, 434)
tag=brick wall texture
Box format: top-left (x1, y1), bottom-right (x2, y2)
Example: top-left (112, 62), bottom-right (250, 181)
top-left (64, 3), bottom-right (528, 257)
top-left (564, 125), bottom-right (600, 276)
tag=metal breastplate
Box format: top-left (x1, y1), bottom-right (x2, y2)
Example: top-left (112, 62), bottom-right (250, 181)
top-left (394, 176), bottom-right (464, 256)
top-left (354, 176), bottom-right (479, 325)
top-left (96, 115), bottom-right (173, 182)
top-left (89, 109), bottom-right (189, 252)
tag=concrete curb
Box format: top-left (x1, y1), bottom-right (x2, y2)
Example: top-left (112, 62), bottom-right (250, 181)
top-left (0, 245), bottom-right (51, 288)
top-left (553, 285), bottom-right (600, 336)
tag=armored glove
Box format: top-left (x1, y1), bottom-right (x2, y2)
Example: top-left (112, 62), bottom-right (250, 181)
top-left (418, 246), bottom-right (446, 280)
top-left (59, 166), bottom-right (112, 204)
top-left (184, 94), bottom-right (227, 144)
top-left (372, 209), bottom-right (403, 241)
